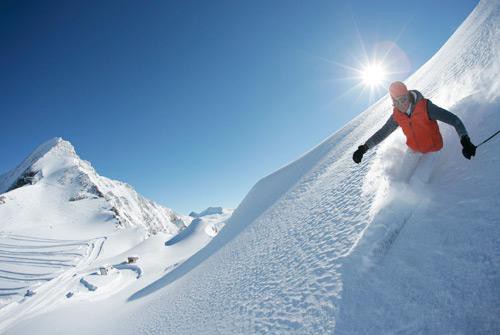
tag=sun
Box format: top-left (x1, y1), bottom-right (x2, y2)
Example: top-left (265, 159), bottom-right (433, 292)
top-left (361, 63), bottom-right (387, 87)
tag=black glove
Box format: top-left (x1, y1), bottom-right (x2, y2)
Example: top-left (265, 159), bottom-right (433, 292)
top-left (353, 144), bottom-right (368, 164)
top-left (460, 135), bottom-right (476, 160)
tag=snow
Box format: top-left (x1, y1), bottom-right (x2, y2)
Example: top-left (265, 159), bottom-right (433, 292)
top-left (1, 0), bottom-right (500, 333)
top-left (0, 136), bottom-right (232, 332)
top-left (337, 95), bottom-right (500, 335)
top-left (189, 206), bottom-right (224, 218)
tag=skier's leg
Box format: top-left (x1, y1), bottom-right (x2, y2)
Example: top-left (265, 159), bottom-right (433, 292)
top-left (396, 148), bottom-right (422, 183)
top-left (411, 151), bottom-right (438, 184)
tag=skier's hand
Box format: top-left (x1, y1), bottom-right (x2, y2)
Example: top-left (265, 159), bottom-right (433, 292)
top-left (460, 135), bottom-right (476, 160)
top-left (353, 144), bottom-right (368, 164)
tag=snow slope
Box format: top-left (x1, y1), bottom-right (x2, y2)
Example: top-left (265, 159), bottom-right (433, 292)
top-left (5, 0), bottom-right (500, 333)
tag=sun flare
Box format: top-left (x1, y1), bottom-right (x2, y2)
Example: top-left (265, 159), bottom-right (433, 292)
top-left (361, 63), bottom-right (387, 87)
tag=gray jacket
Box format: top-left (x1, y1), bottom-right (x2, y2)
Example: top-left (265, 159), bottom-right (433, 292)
top-left (365, 90), bottom-right (468, 149)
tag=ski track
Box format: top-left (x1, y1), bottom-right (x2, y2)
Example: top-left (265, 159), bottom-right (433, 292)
top-left (0, 234), bottom-right (106, 332)
top-left (228, 147), bottom-right (373, 333)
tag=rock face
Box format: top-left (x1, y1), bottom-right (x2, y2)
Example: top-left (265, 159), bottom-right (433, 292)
top-left (6, 169), bottom-right (42, 192)
top-left (0, 137), bottom-right (189, 234)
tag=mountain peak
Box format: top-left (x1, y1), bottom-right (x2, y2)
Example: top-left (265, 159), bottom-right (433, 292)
top-left (34, 137), bottom-right (77, 159)
top-left (0, 137), bottom-right (79, 193)
top-left (42, 136), bottom-right (64, 148)
top-left (16, 137), bottom-right (79, 176)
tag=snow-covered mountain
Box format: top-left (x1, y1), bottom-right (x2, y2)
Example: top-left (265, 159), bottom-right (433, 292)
top-left (0, 137), bottom-right (188, 236)
top-left (0, 138), bottom-right (232, 332)
top-left (2, 0), bottom-right (500, 334)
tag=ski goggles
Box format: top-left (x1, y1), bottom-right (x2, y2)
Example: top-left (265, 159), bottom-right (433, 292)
top-left (392, 94), bottom-right (409, 108)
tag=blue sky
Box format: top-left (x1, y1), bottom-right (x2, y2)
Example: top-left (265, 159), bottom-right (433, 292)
top-left (0, 0), bottom-right (477, 214)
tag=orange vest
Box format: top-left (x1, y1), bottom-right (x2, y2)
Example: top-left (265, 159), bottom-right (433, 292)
top-left (392, 98), bottom-right (443, 153)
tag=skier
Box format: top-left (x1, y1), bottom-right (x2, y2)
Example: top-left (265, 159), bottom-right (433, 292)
top-left (352, 81), bottom-right (476, 165)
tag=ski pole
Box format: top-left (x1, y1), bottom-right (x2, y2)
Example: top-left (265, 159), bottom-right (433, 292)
top-left (476, 130), bottom-right (500, 148)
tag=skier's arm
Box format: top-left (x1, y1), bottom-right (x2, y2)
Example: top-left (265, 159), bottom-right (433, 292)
top-left (364, 115), bottom-right (399, 149)
top-left (427, 101), bottom-right (468, 137)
